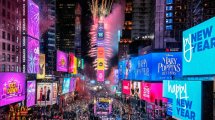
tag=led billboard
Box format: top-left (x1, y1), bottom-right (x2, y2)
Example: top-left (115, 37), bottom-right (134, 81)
top-left (130, 81), bottom-right (141, 98)
top-left (37, 83), bottom-right (53, 105)
top-left (97, 70), bottom-right (104, 82)
top-left (68, 53), bottom-right (75, 73)
top-left (27, 37), bottom-right (40, 74)
top-left (27, 80), bottom-right (36, 107)
top-left (57, 50), bottom-right (68, 72)
top-left (163, 80), bottom-right (202, 120)
top-left (122, 80), bottom-right (130, 95)
top-left (97, 58), bottom-right (105, 70)
top-left (69, 78), bottom-right (76, 92)
top-left (183, 17), bottom-right (215, 76)
top-left (37, 54), bottom-right (45, 79)
top-left (0, 73), bottom-right (26, 107)
top-left (62, 78), bottom-right (70, 94)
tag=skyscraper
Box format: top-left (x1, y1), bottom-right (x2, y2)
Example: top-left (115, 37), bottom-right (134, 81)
top-left (0, 0), bottom-right (22, 72)
top-left (56, 0), bottom-right (76, 53)
top-left (75, 3), bottom-right (82, 58)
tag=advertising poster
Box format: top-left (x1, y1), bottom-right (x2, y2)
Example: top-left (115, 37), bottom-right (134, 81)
top-left (151, 52), bottom-right (182, 80)
top-left (163, 80), bottom-right (202, 120)
top-left (37, 54), bottom-right (45, 79)
top-left (69, 78), bottom-right (76, 92)
top-left (27, 80), bottom-right (36, 107)
top-left (122, 80), bottom-right (130, 95)
top-left (62, 78), bottom-right (70, 94)
top-left (118, 60), bottom-right (126, 80)
top-left (57, 50), bottom-right (68, 72)
top-left (130, 81), bottom-right (141, 98)
top-left (141, 82), bottom-right (167, 103)
top-left (97, 58), bottom-right (105, 70)
top-left (97, 23), bottom-right (104, 41)
top-left (73, 57), bottom-right (77, 74)
top-left (27, 37), bottom-right (40, 74)
top-left (183, 17), bottom-right (215, 76)
top-left (28, 0), bottom-right (39, 39)
top-left (97, 47), bottom-right (105, 58)
top-left (37, 83), bottom-right (52, 106)
top-left (97, 70), bottom-right (104, 82)
top-left (0, 73), bottom-right (26, 107)
top-left (68, 53), bottom-right (75, 73)
top-left (52, 83), bottom-right (58, 104)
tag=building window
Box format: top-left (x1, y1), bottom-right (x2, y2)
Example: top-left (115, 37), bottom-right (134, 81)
top-left (2, 31), bottom-right (6, 39)
top-left (166, 6), bottom-right (173, 11)
top-left (7, 44), bottom-right (10, 51)
top-left (2, 9), bottom-right (6, 17)
top-left (7, 33), bottom-right (10, 40)
top-left (12, 45), bottom-right (15, 52)
top-left (11, 65), bottom-right (15, 72)
top-left (16, 36), bottom-right (19, 43)
top-left (166, 19), bottom-right (173, 24)
top-left (166, 0), bottom-right (173, 4)
top-left (166, 25), bottom-right (173, 30)
top-left (2, 42), bottom-right (6, 50)
top-left (16, 55), bottom-right (18, 63)
top-left (7, 65), bottom-right (10, 72)
top-left (166, 12), bottom-right (173, 17)
top-left (16, 46), bottom-right (19, 52)
top-left (12, 35), bottom-right (15, 42)
top-left (2, 0), bottom-right (5, 5)
top-left (2, 20), bottom-right (6, 28)
top-left (7, 54), bottom-right (10, 62)
top-left (2, 64), bottom-right (5, 72)
top-left (7, 12), bottom-right (10, 19)
top-left (16, 66), bottom-right (19, 72)
top-left (2, 53), bottom-right (6, 61)
top-left (7, 1), bottom-right (10, 9)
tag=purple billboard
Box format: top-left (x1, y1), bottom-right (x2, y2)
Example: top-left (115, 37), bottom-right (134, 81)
top-left (0, 73), bottom-right (26, 107)
top-left (27, 37), bottom-right (40, 73)
top-left (27, 80), bottom-right (36, 107)
top-left (57, 50), bottom-right (68, 72)
top-left (69, 78), bottom-right (76, 92)
top-left (28, 0), bottom-right (39, 39)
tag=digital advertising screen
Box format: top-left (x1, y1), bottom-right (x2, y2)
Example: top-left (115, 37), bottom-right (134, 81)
top-left (122, 80), bottom-right (130, 95)
top-left (57, 50), bottom-right (68, 72)
top-left (37, 54), bottom-right (45, 79)
top-left (163, 80), bottom-right (202, 120)
top-left (97, 70), bottom-right (104, 82)
top-left (130, 81), bottom-right (141, 98)
top-left (62, 78), bottom-right (70, 94)
top-left (118, 60), bottom-right (126, 80)
top-left (97, 23), bottom-right (104, 40)
top-left (141, 82), bottom-right (167, 103)
top-left (68, 53), bottom-right (75, 73)
top-left (28, 0), bottom-right (39, 39)
top-left (37, 83), bottom-right (53, 106)
top-left (27, 80), bottom-right (36, 107)
top-left (97, 58), bottom-right (105, 70)
top-left (27, 37), bottom-right (40, 74)
top-left (52, 83), bottom-right (58, 104)
top-left (97, 47), bottom-right (105, 58)
top-left (69, 78), bottom-right (76, 92)
top-left (0, 73), bottom-right (26, 107)
top-left (73, 57), bottom-right (77, 74)
top-left (183, 16), bottom-right (215, 76)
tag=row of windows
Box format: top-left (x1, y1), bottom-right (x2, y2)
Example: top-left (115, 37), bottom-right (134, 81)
top-left (2, 42), bottom-right (19, 52)
top-left (1, 8), bottom-right (19, 21)
top-left (1, 53), bottom-right (19, 63)
top-left (1, 31), bottom-right (19, 43)
top-left (0, 64), bottom-right (19, 72)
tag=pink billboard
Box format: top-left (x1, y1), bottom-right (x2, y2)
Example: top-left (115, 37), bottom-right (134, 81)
top-left (57, 50), bottom-right (68, 72)
top-left (69, 78), bottom-right (76, 92)
top-left (141, 82), bottom-right (167, 103)
top-left (122, 80), bottom-right (130, 95)
top-left (0, 73), bottom-right (26, 107)
top-left (68, 53), bottom-right (74, 73)
top-left (27, 80), bottom-right (36, 107)
top-left (97, 70), bottom-right (104, 82)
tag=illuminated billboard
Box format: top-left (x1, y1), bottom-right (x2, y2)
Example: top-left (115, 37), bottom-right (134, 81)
top-left (52, 83), bottom-right (58, 104)
top-left (0, 73), bottom-right (26, 107)
top-left (28, 0), bottom-right (39, 39)
top-left (122, 80), bottom-right (130, 95)
top-left (97, 70), bottom-right (104, 82)
top-left (37, 83), bottom-right (53, 106)
top-left (73, 57), bottom-right (77, 74)
top-left (97, 23), bottom-right (104, 41)
top-left (163, 80), bottom-right (202, 120)
top-left (57, 50), bottom-right (68, 72)
top-left (97, 58), bottom-right (105, 70)
top-left (27, 37), bottom-right (40, 74)
top-left (130, 81), bottom-right (141, 98)
top-left (69, 78), bottom-right (76, 92)
top-left (183, 17), bottom-right (215, 76)
top-left (97, 47), bottom-right (105, 58)
top-left (68, 53), bottom-right (75, 73)
top-left (37, 54), bottom-right (45, 79)
top-left (62, 78), bottom-right (70, 94)
top-left (27, 80), bottom-right (36, 107)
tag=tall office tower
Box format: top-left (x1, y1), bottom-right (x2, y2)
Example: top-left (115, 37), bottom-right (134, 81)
top-left (186, 0), bottom-right (215, 28)
top-left (75, 3), bottom-right (82, 58)
top-left (119, 0), bottom-right (132, 59)
top-left (0, 0), bottom-right (22, 72)
top-left (40, 0), bottom-right (56, 75)
top-left (56, 0), bottom-right (76, 53)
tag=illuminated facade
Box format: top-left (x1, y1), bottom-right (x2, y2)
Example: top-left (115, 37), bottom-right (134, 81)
top-left (0, 0), bottom-right (22, 72)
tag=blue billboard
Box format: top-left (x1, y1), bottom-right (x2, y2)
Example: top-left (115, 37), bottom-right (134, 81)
top-left (183, 17), bottom-right (215, 76)
top-left (163, 80), bottom-right (202, 120)
top-left (62, 78), bottom-right (70, 94)
top-left (118, 60), bottom-right (126, 80)
top-left (151, 52), bottom-right (182, 80)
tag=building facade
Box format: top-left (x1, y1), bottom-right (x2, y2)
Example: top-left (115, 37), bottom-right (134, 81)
top-left (0, 0), bottom-right (21, 72)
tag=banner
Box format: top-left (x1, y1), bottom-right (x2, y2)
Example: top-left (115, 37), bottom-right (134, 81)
top-left (163, 80), bottom-right (202, 120)
top-left (130, 81), bottom-right (141, 98)
top-left (97, 58), bottom-right (105, 70)
top-left (27, 37), bottom-right (40, 74)
top-left (97, 70), bottom-right (104, 82)
top-left (183, 17), bottom-right (215, 76)
top-left (57, 50), bottom-right (68, 72)
top-left (27, 80), bottom-right (36, 107)
top-left (62, 78), bottom-right (70, 94)
top-left (0, 73), bottom-right (26, 107)
top-left (37, 83), bottom-right (53, 105)
top-left (122, 80), bottom-right (130, 95)
top-left (97, 47), bottom-right (105, 58)
top-left (37, 54), bottom-right (45, 79)
top-left (73, 57), bottom-right (77, 74)
top-left (69, 78), bottom-right (76, 92)
top-left (52, 83), bottom-right (58, 104)
top-left (68, 53), bottom-right (75, 73)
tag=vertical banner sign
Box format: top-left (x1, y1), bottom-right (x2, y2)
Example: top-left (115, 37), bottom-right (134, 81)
top-left (56, 50), bottom-right (68, 72)
top-left (97, 47), bottom-right (105, 58)
top-left (97, 70), bottom-right (104, 82)
top-left (163, 80), bottom-right (202, 120)
top-left (122, 80), bottom-right (130, 95)
top-left (68, 53), bottom-right (75, 73)
top-left (27, 80), bottom-right (36, 107)
top-left (52, 83), bottom-right (58, 104)
top-left (73, 57), bottom-right (78, 74)
top-left (37, 54), bottom-right (45, 79)
top-left (97, 58), bottom-right (105, 70)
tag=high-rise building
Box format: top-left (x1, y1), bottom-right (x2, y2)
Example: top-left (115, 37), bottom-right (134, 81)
top-left (56, 0), bottom-right (76, 53)
top-left (75, 3), bottom-right (82, 58)
top-left (0, 0), bottom-right (22, 72)
top-left (40, 0), bottom-right (56, 75)
top-left (119, 0), bottom-right (132, 59)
